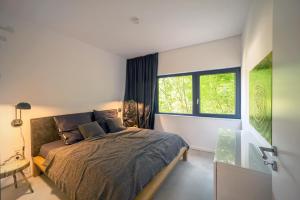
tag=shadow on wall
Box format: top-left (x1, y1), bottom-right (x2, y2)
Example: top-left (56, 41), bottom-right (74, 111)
top-left (154, 114), bottom-right (193, 147)
top-left (154, 114), bottom-right (242, 152)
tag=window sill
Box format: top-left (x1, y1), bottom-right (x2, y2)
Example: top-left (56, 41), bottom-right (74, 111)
top-left (155, 113), bottom-right (241, 120)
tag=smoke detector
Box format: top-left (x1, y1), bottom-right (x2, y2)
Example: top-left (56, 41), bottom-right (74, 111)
top-left (130, 17), bottom-right (140, 24)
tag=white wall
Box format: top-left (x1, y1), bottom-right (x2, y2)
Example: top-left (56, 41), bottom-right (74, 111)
top-left (241, 0), bottom-right (273, 147)
top-left (0, 14), bottom-right (126, 187)
top-left (155, 36), bottom-right (242, 152)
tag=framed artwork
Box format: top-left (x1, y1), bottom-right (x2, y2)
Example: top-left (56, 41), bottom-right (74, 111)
top-left (249, 52), bottom-right (272, 144)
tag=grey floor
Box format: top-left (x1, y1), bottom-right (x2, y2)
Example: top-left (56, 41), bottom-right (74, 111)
top-left (1, 150), bottom-right (214, 200)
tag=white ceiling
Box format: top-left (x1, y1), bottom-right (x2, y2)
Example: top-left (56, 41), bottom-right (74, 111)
top-left (0, 0), bottom-right (251, 58)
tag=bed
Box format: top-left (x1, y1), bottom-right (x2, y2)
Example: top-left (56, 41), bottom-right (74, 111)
top-left (30, 111), bottom-right (189, 200)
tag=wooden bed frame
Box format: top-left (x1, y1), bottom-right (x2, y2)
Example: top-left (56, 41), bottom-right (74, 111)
top-left (30, 112), bottom-right (188, 200)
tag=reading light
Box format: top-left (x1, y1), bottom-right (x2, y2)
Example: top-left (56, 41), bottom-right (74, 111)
top-left (11, 102), bottom-right (31, 127)
top-left (8, 102), bottom-right (31, 160)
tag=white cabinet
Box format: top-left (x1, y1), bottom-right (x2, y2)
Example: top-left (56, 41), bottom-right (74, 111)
top-left (214, 130), bottom-right (272, 200)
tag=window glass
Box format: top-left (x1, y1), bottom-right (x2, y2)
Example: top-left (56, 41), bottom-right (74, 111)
top-left (158, 75), bottom-right (193, 114)
top-left (200, 73), bottom-right (236, 114)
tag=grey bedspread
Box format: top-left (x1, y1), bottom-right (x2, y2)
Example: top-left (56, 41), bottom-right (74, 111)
top-left (44, 127), bottom-right (189, 200)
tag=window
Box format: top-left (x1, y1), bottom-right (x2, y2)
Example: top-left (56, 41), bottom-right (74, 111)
top-left (200, 73), bottom-right (236, 115)
top-left (157, 67), bottom-right (241, 119)
top-left (158, 75), bottom-right (193, 114)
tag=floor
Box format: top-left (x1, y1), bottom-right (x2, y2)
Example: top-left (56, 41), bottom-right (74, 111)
top-left (1, 150), bottom-right (214, 200)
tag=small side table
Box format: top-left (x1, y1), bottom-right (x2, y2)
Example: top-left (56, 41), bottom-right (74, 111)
top-left (0, 159), bottom-right (34, 193)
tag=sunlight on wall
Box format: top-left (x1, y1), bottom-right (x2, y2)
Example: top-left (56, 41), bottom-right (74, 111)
top-left (0, 12), bottom-right (126, 189)
top-left (0, 101), bottom-right (123, 187)
top-left (0, 101), bottom-right (122, 162)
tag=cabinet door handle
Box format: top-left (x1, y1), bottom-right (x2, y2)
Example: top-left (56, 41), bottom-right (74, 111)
top-left (258, 146), bottom-right (278, 160)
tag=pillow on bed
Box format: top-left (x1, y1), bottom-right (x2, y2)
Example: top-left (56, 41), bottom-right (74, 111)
top-left (93, 109), bottom-right (118, 133)
top-left (106, 118), bottom-right (126, 133)
top-left (54, 113), bottom-right (92, 132)
top-left (54, 113), bottom-right (92, 145)
top-left (78, 121), bottom-right (106, 139)
top-left (61, 130), bottom-right (84, 145)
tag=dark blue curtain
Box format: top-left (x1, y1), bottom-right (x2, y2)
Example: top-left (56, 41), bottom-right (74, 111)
top-left (123, 53), bottom-right (158, 129)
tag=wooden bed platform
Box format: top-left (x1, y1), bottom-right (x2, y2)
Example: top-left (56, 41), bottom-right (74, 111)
top-left (32, 147), bottom-right (188, 200)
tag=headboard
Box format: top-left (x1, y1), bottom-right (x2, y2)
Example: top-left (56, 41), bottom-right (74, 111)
top-left (30, 112), bottom-right (93, 157)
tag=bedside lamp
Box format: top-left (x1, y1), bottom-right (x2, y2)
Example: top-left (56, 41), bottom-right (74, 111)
top-left (11, 102), bottom-right (31, 159)
top-left (0, 102), bottom-right (31, 166)
top-left (11, 102), bottom-right (31, 127)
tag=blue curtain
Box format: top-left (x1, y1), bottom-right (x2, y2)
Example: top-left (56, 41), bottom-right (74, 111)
top-left (123, 53), bottom-right (158, 129)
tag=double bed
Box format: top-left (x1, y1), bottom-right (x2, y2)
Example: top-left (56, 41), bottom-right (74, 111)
top-left (30, 111), bottom-right (189, 200)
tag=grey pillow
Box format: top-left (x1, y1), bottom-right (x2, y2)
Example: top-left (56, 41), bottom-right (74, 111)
top-left (78, 121), bottom-right (106, 139)
top-left (106, 118), bottom-right (126, 133)
top-left (54, 113), bottom-right (92, 145)
top-left (54, 113), bottom-right (92, 132)
top-left (93, 109), bottom-right (118, 133)
top-left (61, 130), bottom-right (84, 145)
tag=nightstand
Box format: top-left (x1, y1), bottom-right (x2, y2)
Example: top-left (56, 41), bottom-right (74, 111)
top-left (0, 159), bottom-right (34, 193)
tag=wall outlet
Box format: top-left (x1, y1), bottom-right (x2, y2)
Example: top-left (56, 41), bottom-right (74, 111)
top-left (14, 149), bottom-right (22, 160)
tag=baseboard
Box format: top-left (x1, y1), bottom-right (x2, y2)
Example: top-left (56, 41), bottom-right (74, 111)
top-left (190, 146), bottom-right (215, 153)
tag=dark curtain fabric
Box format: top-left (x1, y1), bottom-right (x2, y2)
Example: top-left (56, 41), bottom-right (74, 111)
top-left (123, 53), bottom-right (158, 129)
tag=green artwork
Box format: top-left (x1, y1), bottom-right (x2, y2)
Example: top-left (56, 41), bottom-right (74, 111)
top-left (249, 52), bottom-right (272, 144)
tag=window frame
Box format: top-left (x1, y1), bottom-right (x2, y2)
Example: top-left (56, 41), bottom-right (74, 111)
top-left (156, 67), bottom-right (241, 119)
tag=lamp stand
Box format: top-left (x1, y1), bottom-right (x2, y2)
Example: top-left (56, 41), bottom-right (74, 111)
top-left (19, 126), bottom-right (25, 159)
top-left (3, 102), bottom-right (31, 165)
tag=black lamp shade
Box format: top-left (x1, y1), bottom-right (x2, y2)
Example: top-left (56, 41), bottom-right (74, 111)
top-left (16, 102), bottom-right (31, 110)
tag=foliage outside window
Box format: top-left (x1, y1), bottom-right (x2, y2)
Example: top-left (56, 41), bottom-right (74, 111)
top-left (157, 67), bottom-right (241, 119)
top-left (200, 73), bottom-right (236, 115)
top-left (158, 75), bottom-right (192, 114)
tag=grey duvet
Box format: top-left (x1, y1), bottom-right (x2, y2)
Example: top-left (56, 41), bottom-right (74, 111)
top-left (44, 127), bottom-right (188, 200)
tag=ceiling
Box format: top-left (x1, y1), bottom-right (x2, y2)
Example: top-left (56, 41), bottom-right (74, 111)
top-left (0, 0), bottom-right (251, 58)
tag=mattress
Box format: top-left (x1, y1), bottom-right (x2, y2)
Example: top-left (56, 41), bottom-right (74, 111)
top-left (39, 140), bottom-right (65, 158)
